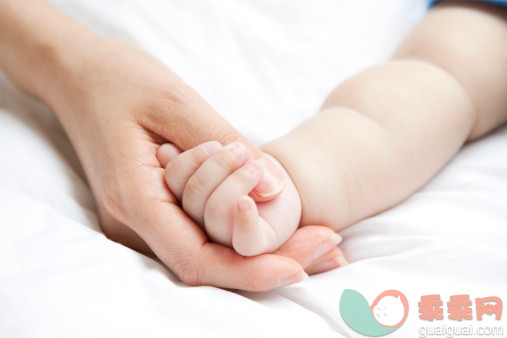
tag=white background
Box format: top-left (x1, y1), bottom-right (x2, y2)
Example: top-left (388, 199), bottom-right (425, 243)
top-left (0, 1), bottom-right (505, 337)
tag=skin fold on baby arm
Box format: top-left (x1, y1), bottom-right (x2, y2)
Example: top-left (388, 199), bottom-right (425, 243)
top-left (261, 2), bottom-right (507, 232)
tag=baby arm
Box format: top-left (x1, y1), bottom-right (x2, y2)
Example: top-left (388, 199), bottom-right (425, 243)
top-left (261, 2), bottom-right (507, 231)
top-left (158, 142), bottom-right (302, 256)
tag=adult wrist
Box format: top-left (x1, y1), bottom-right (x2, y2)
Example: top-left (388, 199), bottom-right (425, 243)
top-left (0, 0), bottom-right (100, 108)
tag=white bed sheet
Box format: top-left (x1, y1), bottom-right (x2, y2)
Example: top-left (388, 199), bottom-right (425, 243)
top-left (1, 1), bottom-right (506, 337)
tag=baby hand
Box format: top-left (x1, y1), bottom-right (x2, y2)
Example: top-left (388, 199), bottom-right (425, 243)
top-left (158, 141), bottom-right (301, 256)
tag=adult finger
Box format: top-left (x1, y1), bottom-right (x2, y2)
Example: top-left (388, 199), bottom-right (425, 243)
top-left (274, 225), bottom-right (347, 274)
top-left (136, 198), bottom-right (308, 291)
top-left (116, 150), bottom-right (306, 291)
top-left (145, 90), bottom-right (286, 201)
top-left (305, 247), bottom-right (348, 275)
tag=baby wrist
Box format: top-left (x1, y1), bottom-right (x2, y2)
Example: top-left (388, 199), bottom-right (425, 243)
top-left (261, 134), bottom-right (347, 230)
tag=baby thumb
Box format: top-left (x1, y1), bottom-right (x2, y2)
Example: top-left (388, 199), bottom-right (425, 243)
top-left (250, 153), bottom-right (287, 202)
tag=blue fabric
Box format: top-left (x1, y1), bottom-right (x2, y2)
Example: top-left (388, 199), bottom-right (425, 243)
top-left (429, 0), bottom-right (507, 7)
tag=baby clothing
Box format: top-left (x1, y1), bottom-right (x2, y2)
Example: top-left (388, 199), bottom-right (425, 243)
top-left (429, 0), bottom-right (507, 7)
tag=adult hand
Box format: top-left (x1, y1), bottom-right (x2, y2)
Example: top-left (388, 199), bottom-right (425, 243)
top-left (0, 1), bottom-right (346, 291)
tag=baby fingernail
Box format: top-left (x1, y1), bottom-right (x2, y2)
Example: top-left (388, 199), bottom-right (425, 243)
top-left (276, 271), bottom-right (308, 288)
top-left (237, 196), bottom-right (252, 211)
top-left (231, 143), bottom-right (247, 157)
top-left (311, 256), bottom-right (349, 275)
top-left (314, 233), bottom-right (342, 260)
top-left (205, 141), bottom-right (222, 155)
top-left (254, 154), bottom-right (286, 198)
top-left (243, 160), bottom-right (260, 174)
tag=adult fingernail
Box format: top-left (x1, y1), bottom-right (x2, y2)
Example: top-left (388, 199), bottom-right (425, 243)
top-left (275, 271), bottom-right (308, 288)
top-left (253, 154), bottom-right (286, 198)
top-left (311, 256), bottom-right (349, 275)
top-left (314, 233), bottom-right (342, 260)
top-left (337, 256), bottom-right (349, 266)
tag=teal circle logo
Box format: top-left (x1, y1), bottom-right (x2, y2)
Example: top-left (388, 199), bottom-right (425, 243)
top-left (340, 289), bottom-right (409, 336)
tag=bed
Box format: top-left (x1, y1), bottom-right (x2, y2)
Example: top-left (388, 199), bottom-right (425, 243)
top-left (1, 1), bottom-right (506, 337)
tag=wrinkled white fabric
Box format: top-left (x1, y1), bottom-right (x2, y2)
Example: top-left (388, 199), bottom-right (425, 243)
top-left (1, 1), bottom-right (505, 337)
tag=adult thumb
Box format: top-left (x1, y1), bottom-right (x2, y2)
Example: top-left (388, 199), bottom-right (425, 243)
top-left (150, 90), bottom-right (286, 200)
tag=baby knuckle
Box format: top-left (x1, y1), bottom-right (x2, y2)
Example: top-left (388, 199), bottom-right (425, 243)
top-left (184, 175), bottom-right (206, 199)
top-left (205, 197), bottom-right (224, 216)
top-left (214, 148), bottom-right (240, 169)
top-left (189, 144), bottom-right (213, 166)
top-left (231, 170), bottom-right (253, 186)
top-left (213, 152), bottom-right (232, 168)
